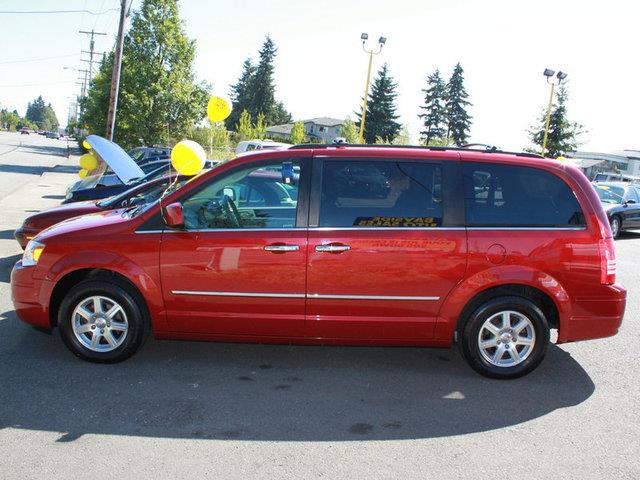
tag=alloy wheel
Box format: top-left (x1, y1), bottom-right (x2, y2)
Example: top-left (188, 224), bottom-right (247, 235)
top-left (477, 310), bottom-right (536, 367)
top-left (71, 295), bottom-right (129, 352)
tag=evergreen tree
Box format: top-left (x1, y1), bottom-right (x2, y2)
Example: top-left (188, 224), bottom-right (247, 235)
top-left (444, 63), bottom-right (472, 146)
top-left (80, 0), bottom-right (210, 148)
top-left (227, 37), bottom-right (291, 128)
top-left (529, 84), bottom-right (583, 157)
top-left (226, 58), bottom-right (256, 130)
top-left (356, 63), bottom-right (400, 143)
top-left (418, 69), bottom-right (446, 145)
top-left (249, 37), bottom-right (277, 120)
top-left (25, 96), bottom-right (58, 130)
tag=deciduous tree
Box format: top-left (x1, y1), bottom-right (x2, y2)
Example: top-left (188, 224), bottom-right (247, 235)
top-left (290, 121), bottom-right (306, 144)
top-left (80, 0), bottom-right (210, 148)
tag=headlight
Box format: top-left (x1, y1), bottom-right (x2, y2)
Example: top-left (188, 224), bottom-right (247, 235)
top-left (22, 240), bottom-right (45, 267)
top-left (65, 191), bottom-right (73, 200)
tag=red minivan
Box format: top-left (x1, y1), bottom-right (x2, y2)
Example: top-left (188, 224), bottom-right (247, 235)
top-left (11, 141), bottom-right (626, 378)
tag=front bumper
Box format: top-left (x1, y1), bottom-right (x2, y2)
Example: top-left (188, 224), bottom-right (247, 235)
top-left (557, 283), bottom-right (626, 343)
top-left (11, 261), bottom-right (51, 330)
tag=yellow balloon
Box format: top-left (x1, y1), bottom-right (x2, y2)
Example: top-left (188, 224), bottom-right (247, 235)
top-left (79, 153), bottom-right (98, 171)
top-left (82, 139), bottom-right (91, 150)
top-left (207, 96), bottom-right (231, 123)
top-left (556, 156), bottom-right (567, 162)
top-left (171, 140), bottom-right (206, 176)
top-left (78, 168), bottom-right (89, 179)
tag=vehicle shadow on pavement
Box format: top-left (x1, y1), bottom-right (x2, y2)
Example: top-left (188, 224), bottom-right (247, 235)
top-left (0, 255), bottom-right (20, 283)
top-left (0, 309), bottom-right (594, 442)
top-left (0, 164), bottom-right (78, 176)
top-left (617, 231), bottom-right (640, 241)
top-left (0, 229), bottom-right (16, 240)
top-left (18, 144), bottom-right (69, 158)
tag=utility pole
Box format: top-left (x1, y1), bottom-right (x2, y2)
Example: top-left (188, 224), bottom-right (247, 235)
top-left (105, 0), bottom-right (128, 141)
top-left (76, 69), bottom-right (89, 97)
top-left (79, 30), bottom-right (106, 82)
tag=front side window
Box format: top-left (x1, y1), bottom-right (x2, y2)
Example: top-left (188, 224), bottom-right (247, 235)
top-left (181, 161), bottom-right (300, 230)
top-left (463, 163), bottom-right (585, 227)
top-left (319, 159), bottom-right (442, 227)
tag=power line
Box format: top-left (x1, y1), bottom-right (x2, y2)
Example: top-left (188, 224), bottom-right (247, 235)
top-left (0, 54), bottom-right (77, 65)
top-left (0, 80), bottom-right (75, 88)
top-left (0, 9), bottom-right (118, 15)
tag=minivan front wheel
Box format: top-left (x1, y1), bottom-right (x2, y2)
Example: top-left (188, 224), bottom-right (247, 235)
top-left (58, 278), bottom-right (148, 363)
top-left (460, 296), bottom-right (550, 379)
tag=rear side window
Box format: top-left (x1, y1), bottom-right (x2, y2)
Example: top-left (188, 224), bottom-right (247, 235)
top-left (463, 163), bottom-right (585, 227)
top-left (319, 159), bottom-right (442, 227)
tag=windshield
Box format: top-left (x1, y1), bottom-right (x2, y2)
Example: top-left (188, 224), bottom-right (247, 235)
top-left (594, 185), bottom-right (625, 204)
top-left (100, 177), bottom-right (190, 210)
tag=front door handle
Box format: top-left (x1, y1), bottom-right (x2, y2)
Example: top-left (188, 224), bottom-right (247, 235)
top-left (315, 244), bottom-right (350, 253)
top-left (264, 244), bottom-right (300, 252)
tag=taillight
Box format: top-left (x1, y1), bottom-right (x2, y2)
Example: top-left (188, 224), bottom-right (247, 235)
top-left (598, 238), bottom-right (616, 285)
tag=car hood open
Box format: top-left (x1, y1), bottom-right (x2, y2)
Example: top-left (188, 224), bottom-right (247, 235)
top-left (86, 135), bottom-right (145, 184)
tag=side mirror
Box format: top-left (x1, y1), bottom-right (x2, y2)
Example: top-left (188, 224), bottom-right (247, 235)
top-left (162, 201), bottom-right (184, 228)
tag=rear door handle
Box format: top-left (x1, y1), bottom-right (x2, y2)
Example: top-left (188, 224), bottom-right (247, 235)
top-left (264, 244), bottom-right (300, 252)
top-left (315, 244), bottom-right (350, 253)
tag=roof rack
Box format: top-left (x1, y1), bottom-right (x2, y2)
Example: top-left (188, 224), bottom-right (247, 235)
top-left (288, 143), bottom-right (544, 159)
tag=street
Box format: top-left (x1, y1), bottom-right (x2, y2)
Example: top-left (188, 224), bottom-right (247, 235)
top-left (0, 131), bottom-right (638, 479)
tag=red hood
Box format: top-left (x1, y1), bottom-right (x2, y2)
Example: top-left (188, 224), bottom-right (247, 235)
top-left (22, 201), bottom-right (101, 230)
top-left (35, 208), bottom-right (134, 243)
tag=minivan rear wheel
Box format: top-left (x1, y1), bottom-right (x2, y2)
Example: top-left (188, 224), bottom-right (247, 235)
top-left (460, 296), bottom-right (550, 379)
top-left (58, 278), bottom-right (148, 363)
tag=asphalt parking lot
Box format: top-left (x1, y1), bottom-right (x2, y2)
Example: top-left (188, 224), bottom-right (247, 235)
top-left (0, 131), bottom-right (638, 479)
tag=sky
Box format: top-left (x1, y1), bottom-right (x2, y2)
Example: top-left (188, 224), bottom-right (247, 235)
top-left (0, 0), bottom-right (637, 152)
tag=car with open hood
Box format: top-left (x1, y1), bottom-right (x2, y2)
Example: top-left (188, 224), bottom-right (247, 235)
top-left (64, 135), bottom-right (145, 198)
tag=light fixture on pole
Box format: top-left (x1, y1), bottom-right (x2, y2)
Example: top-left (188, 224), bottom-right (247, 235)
top-left (357, 33), bottom-right (386, 144)
top-left (541, 68), bottom-right (568, 157)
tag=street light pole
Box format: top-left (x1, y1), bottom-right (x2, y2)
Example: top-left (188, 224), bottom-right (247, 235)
top-left (358, 33), bottom-right (386, 144)
top-left (541, 68), bottom-right (568, 157)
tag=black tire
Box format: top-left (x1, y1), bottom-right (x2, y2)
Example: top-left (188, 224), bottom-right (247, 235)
top-left (57, 277), bottom-right (149, 363)
top-left (459, 296), bottom-right (550, 379)
top-left (610, 216), bottom-right (621, 239)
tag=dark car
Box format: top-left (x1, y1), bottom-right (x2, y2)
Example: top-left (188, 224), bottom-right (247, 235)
top-left (593, 182), bottom-right (640, 238)
top-left (63, 163), bottom-right (174, 204)
top-left (20, 128), bottom-right (30, 135)
top-left (128, 147), bottom-right (171, 165)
